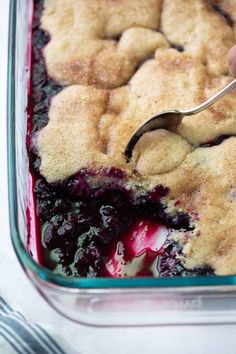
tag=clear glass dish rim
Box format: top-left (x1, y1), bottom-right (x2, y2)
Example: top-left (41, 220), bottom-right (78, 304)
top-left (7, 0), bottom-right (236, 290)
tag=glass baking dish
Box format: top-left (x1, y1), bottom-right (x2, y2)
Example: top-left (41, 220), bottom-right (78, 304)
top-left (7, 0), bottom-right (236, 326)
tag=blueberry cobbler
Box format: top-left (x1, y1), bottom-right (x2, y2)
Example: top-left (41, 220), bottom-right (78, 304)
top-left (29, 0), bottom-right (236, 278)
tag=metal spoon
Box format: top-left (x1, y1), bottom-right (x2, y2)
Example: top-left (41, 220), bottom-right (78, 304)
top-left (125, 78), bottom-right (236, 160)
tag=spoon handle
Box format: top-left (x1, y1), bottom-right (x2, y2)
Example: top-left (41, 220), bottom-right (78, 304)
top-left (181, 78), bottom-right (236, 116)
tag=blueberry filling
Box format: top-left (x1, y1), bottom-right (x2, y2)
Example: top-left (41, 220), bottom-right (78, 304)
top-left (36, 174), bottom-right (212, 277)
top-left (29, 0), bottom-right (214, 278)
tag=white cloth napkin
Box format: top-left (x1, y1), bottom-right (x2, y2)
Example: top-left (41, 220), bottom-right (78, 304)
top-left (0, 296), bottom-right (66, 354)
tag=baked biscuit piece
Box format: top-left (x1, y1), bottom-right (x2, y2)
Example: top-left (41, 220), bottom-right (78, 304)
top-left (41, 0), bottom-right (167, 88)
top-left (132, 130), bottom-right (193, 176)
top-left (161, 0), bottom-right (235, 76)
top-left (37, 85), bottom-right (130, 182)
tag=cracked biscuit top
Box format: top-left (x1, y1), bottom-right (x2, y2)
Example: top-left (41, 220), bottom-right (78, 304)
top-left (41, 0), bottom-right (166, 88)
top-left (41, 0), bottom-right (234, 88)
top-left (37, 0), bottom-right (236, 275)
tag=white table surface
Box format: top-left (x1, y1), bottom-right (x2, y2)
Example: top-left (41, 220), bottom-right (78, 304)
top-left (1, 1), bottom-right (236, 353)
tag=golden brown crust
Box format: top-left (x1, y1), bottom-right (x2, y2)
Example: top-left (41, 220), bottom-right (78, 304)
top-left (37, 85), bottom-right (130, 181)
top-left (38, 1), bottom-right (236, 275)
top-left (41, 0), bottom-right (166, 88)
top-left (161, 0), bottom-right (234, 76)
top-left (42, 0), bottom-right (236, 87)
top-left (132, 130), bottom-right (193, 176)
